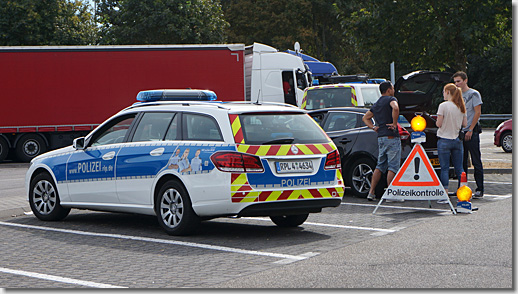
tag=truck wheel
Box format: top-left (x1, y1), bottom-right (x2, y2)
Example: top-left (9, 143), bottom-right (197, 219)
top-left (0, 136), bottom-right (8, 162)
top-left (16, 134), bottom-right (47, 162)
top-left (501, 132), bottom-right (512, 153)
top-left (29, 173), bottom-right (70, 221)
top-left (155, 180), bottom-right (200, 235)
top-left (270, 214), bottom-right (309, 227)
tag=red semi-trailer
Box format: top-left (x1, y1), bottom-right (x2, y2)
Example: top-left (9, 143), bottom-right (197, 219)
top-left (0, 44), bottom-right (310, 162)
top-left (0, 45), bottom-right (248, 162)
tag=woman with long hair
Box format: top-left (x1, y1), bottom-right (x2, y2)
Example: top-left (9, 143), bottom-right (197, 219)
top-left (436, 83), bottom-right (468, 202)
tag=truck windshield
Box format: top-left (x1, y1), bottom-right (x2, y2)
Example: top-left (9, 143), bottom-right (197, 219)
top-left (304, 87), bottom-right (355, 110)
top-left (239, 113), bottom-right (330, 145)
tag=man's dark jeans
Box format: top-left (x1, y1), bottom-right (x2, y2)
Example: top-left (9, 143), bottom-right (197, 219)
top-left (462, 131), bottom-right (484, 192)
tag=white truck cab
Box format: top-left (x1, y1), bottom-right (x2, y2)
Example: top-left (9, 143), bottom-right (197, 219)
top-left (246, 43), bottom-right (311, 107)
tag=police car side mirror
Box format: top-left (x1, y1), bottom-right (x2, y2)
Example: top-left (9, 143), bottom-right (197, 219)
top-left (73, 137), bottom-right (85, 150)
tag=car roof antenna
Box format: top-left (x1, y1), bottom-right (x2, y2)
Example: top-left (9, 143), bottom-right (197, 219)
top-left (254, 89), bottom-right (262, 105)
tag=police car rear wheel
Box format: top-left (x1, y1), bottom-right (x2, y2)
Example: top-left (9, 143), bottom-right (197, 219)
top-left (29, 173), bottom-right (70, 221)
top-left (270, 214), bottom-right (309, 227)
top-left (156, 180), bottom-right (200, 235)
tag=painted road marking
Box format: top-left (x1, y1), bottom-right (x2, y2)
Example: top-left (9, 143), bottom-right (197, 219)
top-left (241, 217), bottom-right (397, 233)
top-left (342, 202), bottom-right (452, 212)
top-left (0, 221), bottom-right (309, 264)
top-left (0, 267), bottom-right (125, 288)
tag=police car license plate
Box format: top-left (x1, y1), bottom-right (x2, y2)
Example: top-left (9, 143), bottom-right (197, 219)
top-left (430, 158), bottom-right (439, 166)
top-left (276, 161), bottom-right (314, 173)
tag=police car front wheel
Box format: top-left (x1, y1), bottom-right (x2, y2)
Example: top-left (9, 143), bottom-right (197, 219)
top-left (270, 214), bottom-right (309, 227)
top-left (156, 180), bottom-right (200, 236)
top-left (29, 173), bottom-right (70, 221)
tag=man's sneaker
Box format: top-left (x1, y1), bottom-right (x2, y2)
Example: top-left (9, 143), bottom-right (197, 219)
top-left (367, 193), bottom-right (376, 201)
top-left (473, 191), bottom-right (484, 199)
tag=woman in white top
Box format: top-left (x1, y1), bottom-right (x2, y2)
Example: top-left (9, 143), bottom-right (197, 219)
top-left (436, 83), bottom-right (468, 197)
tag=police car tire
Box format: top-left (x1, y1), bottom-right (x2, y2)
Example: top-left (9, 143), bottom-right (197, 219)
top-left (155, 180), bottom-right (200, 236)
top-left (270, 213), bottom-right (309, 227)
top-left (29, 173), bottom-right (70, 221)
top-left (16, 134), bottom-right (47, 162)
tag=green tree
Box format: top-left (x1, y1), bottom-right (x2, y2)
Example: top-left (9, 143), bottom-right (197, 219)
top-left (0, 0), bottom-right (97, 45)
top-left (221, 0), bottom-right (354, 74)
top-left (95, 0), bottom-right (229, 44)
top-left (342, 0), bottom-right (511, 78)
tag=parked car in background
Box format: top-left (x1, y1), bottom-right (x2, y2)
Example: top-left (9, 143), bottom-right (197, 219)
top-left (301, 83), bottom-right (381, 110)
top-left (308, 107), bottom-right (412, 197)
top-left (494, 119), bottom-right (512, 153)
top-left (308, 70), bottom-right (454, 198)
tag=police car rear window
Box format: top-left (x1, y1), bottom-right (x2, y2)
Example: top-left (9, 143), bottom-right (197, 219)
top-left (239, 113), bottom-right (330, 145)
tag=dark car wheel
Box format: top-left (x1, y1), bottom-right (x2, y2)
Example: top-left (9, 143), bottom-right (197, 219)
top-left (29, 173), bottom-right (70, 221)
top-left (270, 214), bottom-right (309, 227)
top-left (156, 180), bottom-right (200, 236)
top-left (501, 132), bottom-right (512, 153)
top-left (347, 157), bottom-right (375, 197)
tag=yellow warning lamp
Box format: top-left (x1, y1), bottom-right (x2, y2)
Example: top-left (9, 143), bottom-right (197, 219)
top-left (456, 185), bottom-right (473, 202)
top-left (456, 172), bottom-right (472, 202)
top-left (411, 115), bottom-right (426, 132)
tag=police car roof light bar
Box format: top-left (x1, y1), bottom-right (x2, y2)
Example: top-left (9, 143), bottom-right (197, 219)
top-left (136, 89), bottom-right (217, 102)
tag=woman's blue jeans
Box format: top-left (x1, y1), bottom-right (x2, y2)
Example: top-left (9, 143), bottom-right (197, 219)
top-left (437, 137), bottom-right (464, 190)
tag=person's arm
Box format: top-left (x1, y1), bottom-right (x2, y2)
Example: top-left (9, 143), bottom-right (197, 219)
top-left (465, 104), bottom-right (481, 141)
top-left (462, 115), bottom-right (468, 128)
top-left (436, 114), bottom-right (444, 128)
top-left (388, 100), bottom-right (399, 130)
top-left (362, 110), bottom-right (378, 132)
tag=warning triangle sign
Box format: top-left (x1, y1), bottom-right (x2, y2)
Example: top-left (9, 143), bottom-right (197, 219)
top-left (392, 143), bottom-right (440, 186)
top-left (373, 143), bottom-right (456, 214)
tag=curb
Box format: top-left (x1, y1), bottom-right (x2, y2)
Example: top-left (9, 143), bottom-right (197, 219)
top-left (471, 168), bottom-right (512, 174)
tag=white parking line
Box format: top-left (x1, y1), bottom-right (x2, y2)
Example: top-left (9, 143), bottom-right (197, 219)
top-left (0, 267), bottom-right (125, 288)
top-left (0, 221), bottom-right (309, 264)
top-left (342, 202), bottom-right (452, 212)
top-left (241, 217), bottom-right (396, 233)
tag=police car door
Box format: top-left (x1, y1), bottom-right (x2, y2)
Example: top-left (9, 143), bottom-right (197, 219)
top-left (115, 112), bottom-right (178, 205)
top-left (66, 114), bottom-right (136, 204)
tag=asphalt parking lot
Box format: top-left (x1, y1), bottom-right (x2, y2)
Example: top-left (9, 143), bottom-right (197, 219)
top-left (0, 129), bottom-right (512, 289)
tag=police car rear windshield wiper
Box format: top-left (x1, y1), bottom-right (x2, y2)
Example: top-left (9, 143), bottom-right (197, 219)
top-left (262, 138), bottom-right (295, 145)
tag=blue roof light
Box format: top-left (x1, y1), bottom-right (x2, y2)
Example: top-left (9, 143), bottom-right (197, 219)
top-left (136, 89), bottom-right (217, 102)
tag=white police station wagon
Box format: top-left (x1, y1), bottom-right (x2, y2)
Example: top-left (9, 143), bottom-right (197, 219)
top-left (26, 90), bottom-right (344, 235)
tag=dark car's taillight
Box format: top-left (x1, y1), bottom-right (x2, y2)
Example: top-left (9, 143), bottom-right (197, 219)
top-left (324, 150), bottom-right (341, 170)
top-left (210, 151), bottom-right (264, 173)
top-left (398, 123), bottom-right (410, 140)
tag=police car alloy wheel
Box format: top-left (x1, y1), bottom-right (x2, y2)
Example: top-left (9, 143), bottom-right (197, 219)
top-left (29, 173), bottom-right (70, 221)
top-left (156, 180), bottom-right (200, 236)
top-left (270, 214), bottom-right (309, 227)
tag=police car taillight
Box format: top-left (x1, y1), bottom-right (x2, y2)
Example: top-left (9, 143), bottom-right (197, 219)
top-left (324, 150), bottom-right (341, 170)
top-left (210, 152), bottom-right (264, 173)
top-left (136, 89), bottom-right (217, 102)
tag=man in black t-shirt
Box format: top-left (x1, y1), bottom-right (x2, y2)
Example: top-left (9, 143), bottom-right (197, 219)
top-left (362, 81), bottom-right (401, 201)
